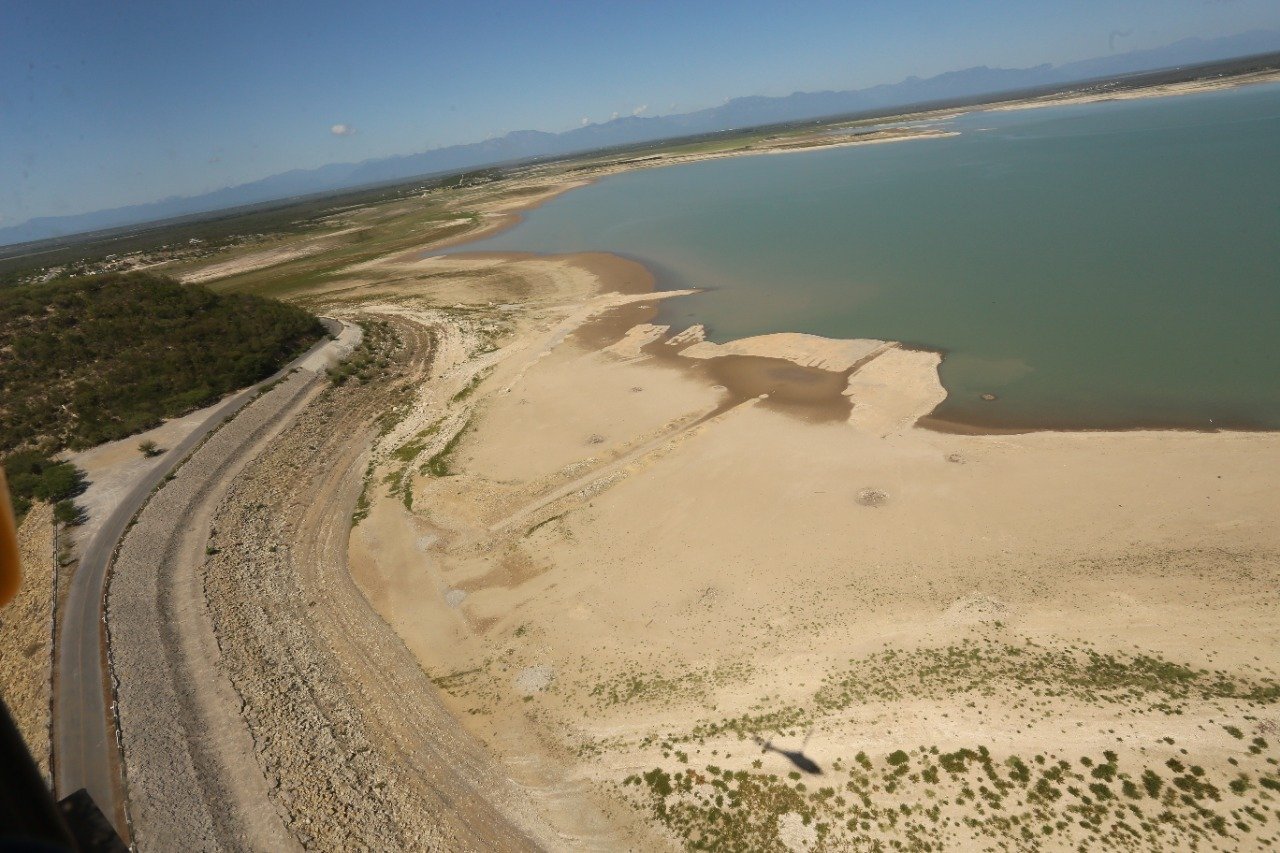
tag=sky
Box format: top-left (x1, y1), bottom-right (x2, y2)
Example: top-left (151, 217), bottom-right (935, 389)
top-left (2, 0), bottom-right (1278, 226)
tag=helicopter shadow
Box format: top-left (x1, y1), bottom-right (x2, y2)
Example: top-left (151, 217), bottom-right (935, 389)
top-left (753, 729), bottom-right (823, 775)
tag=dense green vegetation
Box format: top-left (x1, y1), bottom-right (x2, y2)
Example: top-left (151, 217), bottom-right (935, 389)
top-left (0, 271), bottom-right (325, 457)
top-left (3, 451), bottom-right (86, 522)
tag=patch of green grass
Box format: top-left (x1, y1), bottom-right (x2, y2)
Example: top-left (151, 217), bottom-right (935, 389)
top-left (351, 459), bottom-right (375, 527)
top-left (451, 366), bottom-right (493, 403)
top-left (382, 419), bottom-right (445, 509)
top-left (430, 668), bottom-right (483, 692)
top-left (590, 660), bottom-right (752, 709)
top-left (423, 418), bottom-right (470, 477)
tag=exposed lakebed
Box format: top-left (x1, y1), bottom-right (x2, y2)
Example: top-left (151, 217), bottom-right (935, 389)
top-left (457, 83), bottom-right (1280, 430)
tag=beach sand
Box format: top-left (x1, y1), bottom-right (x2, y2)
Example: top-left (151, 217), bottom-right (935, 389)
top-left (157, 75), bottom-right (1280, 845)
top-left (331, 245), bottom-right (1280, 849)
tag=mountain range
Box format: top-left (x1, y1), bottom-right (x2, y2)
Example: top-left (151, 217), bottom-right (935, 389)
top-left (4, 29), bottom-right (1278, 248)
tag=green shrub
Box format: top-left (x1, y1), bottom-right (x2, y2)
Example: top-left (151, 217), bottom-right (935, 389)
top-left (3, 451), bottom-right (87, 523)
top-left (0, 271), bottom-right (324, 455)
top-left (53, 499), bottom-right (83, 526)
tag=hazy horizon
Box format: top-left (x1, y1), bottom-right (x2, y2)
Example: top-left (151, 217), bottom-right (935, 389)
top-left (3, 1), bottom-right (1279, 230)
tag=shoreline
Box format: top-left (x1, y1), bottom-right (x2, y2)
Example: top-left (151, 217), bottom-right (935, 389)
top-left (214, 122), bottom-right (1280, 849)
top-left (428, 252), bottom-right (1276, 439)
top-left (344, 230), bottom-right (1280, 851)
top-left (446, 248), bottom-right (1280, 435)
top-left (412, 71), bottom-right (1280, 437)
top-left (417, 128), bottom-right (962, 261)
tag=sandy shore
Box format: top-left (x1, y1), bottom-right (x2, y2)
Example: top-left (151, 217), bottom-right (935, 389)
top-left (981, 66), bottom-right (1280, 113)
top-left (129, 68), bottom-right (1280, 848)
top-left (318, 243), bottom-right (1280, 849)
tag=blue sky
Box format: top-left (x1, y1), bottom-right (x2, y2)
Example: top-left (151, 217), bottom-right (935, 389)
top-left (2, 0), bottom-right (1277, 225)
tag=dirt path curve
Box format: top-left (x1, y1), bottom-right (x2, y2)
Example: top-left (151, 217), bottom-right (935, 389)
top-left (201, 315), bottom-right (549, 850)
top-left (108, 368), bottom-right (326, 850)
top-left (55, 320), bottom-right (356, 836)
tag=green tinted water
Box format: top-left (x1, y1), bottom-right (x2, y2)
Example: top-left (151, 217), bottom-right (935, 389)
top-left (458, 84), bottom-right (1280, 430)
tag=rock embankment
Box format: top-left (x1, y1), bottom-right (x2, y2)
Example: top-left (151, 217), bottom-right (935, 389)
top-left (200, 322), bottom-right (543, 850)
top-left (107, 370), bottom-right (318, 851)
top-left (0, 502), bottom-right (54, 778)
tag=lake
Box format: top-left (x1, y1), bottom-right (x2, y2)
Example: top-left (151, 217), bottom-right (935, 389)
top-left (455, 83), bottom-right (1280, 430)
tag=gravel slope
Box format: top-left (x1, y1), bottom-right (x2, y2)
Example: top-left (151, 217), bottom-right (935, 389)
top-left (108, 315), bottom-right (545, 851)
top-left (107, 370), bottom-right (318, 851)
top-left (201, 316), bottom-right (545, 850)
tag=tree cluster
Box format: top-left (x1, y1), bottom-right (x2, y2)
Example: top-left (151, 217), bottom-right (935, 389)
top-left (0, 271), bottom-right (324, 455)
top-left (3, 451), bottom-right (87, 522)
top-left (1, 271), bottom-right (324, 521)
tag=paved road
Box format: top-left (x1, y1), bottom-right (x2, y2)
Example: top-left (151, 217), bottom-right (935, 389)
top-left (53, 319), bottom-right (355, 834)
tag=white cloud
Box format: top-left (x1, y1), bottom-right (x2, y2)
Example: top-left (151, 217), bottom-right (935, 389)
top-left (330, 123), bottom-right (355, 136)
top-left (632, 104), bottom-right (648, 116)
top-left (581, 117), bottom-right (590, 126)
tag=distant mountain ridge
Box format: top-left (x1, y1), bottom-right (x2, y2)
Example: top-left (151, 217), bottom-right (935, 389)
top-left (4, 29), bottom-right (1278, 248)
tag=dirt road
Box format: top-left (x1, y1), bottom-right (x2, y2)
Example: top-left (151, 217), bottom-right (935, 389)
top-left (200, 315), bottom-right (546, 850)
top-left (54, 321), bottom-right (355, 835)
top-left (101, 314), bottom-right (543, 850)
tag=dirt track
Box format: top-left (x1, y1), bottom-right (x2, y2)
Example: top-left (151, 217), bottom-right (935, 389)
top-left (195, 316), bottom-right (544, 850)
top-left (107, 369), bottom-right (319, 850)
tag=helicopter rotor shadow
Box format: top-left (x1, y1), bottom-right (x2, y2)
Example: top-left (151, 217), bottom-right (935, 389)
top-left (753, 729), bottom-right (823, 775)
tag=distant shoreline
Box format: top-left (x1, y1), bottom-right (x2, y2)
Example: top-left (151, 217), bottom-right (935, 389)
top-left (430, 70), bottom-right (1280, 436)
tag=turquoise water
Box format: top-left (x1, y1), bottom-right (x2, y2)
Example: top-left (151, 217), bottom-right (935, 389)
top-left (457, 84), bottom-right (1280, 430)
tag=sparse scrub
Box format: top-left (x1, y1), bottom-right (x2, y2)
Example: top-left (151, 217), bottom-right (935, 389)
top-left (617, 635), bottom-right (1280, 848)
top-left (423, 419), bottom-right (470, 477)
top-left (327, 319), bottom-right (400, 386)
top-left (450, 367), bottom-right (492, 403)
top-left (812, 638), bottom-right (1280, 714)
top-left (623, 739), bottom-right (1272, 849)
